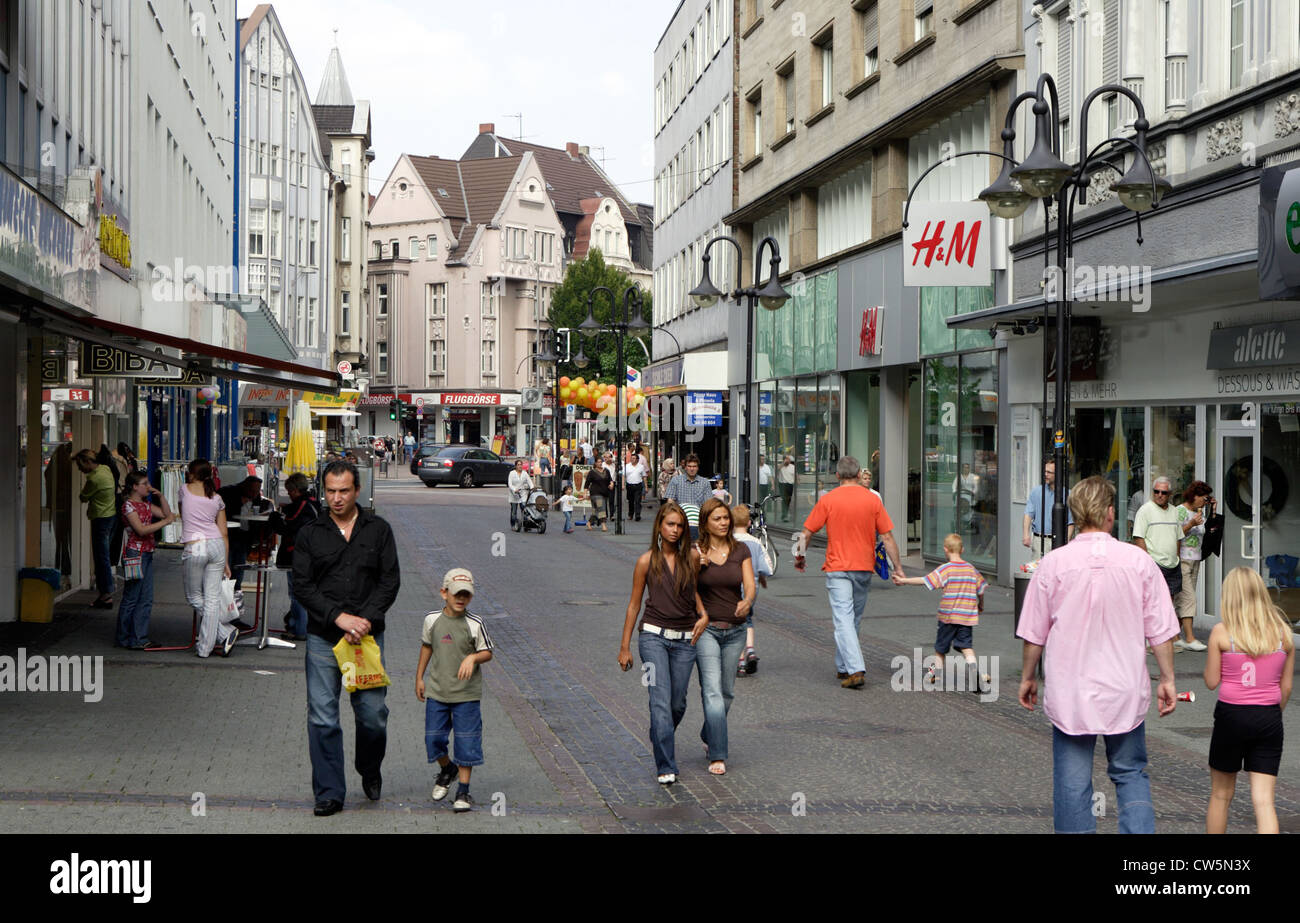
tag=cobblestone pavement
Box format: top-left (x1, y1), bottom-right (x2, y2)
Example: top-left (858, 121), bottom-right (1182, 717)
top-left (2, 472), bottom-right (1297, 834)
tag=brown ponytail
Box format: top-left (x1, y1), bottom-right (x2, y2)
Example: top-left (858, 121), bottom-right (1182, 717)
top-left (187, 458), bottom-right (217, 498)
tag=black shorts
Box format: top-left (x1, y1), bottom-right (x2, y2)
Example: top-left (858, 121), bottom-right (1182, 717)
top-left (1208, 701), bottom-right (1284, 776)
top-left (935, 621), bottom-right (974, 654)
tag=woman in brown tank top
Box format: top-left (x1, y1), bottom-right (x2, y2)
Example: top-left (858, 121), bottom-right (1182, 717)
top-left (695, 498), bottom-right (755, 775)
top-left (618, 501), bottom-right (706, 785)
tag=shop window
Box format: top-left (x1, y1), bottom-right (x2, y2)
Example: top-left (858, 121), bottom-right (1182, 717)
top-left (923, 351), bottom-right (999, 571)
top-left (919, 285), bottom-right (995, 356)
top-left (1061, 405), bottom-right (1145, 539)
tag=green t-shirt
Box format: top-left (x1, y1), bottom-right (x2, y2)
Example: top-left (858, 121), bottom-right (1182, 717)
top-left (1133, 500), bottom-right (1181, 568)
top-left (80, 465), bottom-right (117, 519)
top-left (420, 609), bottom-right (494, 703)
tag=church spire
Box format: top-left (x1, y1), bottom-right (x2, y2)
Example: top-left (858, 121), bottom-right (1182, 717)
top-left (316, 36), bottom-right (354, 106)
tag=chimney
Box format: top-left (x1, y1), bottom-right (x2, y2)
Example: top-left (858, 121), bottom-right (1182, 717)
top-left (565, 142), bottom-right (579, 158)
top-left (479, 122), bottom-right (495, 135)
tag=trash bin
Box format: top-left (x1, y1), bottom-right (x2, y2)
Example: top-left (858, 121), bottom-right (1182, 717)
top-left (1013, 573), bottom-right (1032, 638)
top-left (19, 567), bottom-right (62, 623)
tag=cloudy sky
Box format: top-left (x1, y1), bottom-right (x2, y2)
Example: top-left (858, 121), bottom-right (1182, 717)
top-left (242, 0), bottom-right (675, 204)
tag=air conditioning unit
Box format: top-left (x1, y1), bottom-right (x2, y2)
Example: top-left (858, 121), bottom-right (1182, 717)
top-left (521, 387), bottom-right (543, 410)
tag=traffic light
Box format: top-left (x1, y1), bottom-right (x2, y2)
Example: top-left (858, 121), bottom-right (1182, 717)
top-left (388, 398), bottom-right (399, 421)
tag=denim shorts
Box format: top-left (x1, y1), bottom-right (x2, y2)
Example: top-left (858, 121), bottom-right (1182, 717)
top-left (425, 698), bottom-right (484, 767)
top-left (935, 621), bottom-right (974, 653)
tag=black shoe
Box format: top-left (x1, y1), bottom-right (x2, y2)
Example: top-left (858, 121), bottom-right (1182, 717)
top-left (363, 775), bottom-right (382, 801)
top-left (744, 649), bottom-right (759, 675)
top-left (221, 629), bottom-right (237, 657)
top-left (432, 762), bottom-right (458, 801)
top-left (314, 799), bottom-right (343, 817)
top-left (91, 598), bottom-right (113, 609)
top-left (453, 790), bottom-right (474, 813)
top-left (283, 632), bottom-right (307, 642)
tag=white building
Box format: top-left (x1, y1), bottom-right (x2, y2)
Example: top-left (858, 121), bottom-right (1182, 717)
top-left (237, 5), bottom-right (332, 370)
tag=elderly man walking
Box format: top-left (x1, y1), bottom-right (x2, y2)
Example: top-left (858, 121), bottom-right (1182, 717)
top-left (797, 456), bottom-right (904, 689)
top-left (1018, 476), bottom-right (1179, 833)
top-left (1133, 476), bottom-right (1184, 603)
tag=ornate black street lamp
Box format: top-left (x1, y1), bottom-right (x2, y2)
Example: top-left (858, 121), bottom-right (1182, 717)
top-left (688, 235), bottom-right (790, 504)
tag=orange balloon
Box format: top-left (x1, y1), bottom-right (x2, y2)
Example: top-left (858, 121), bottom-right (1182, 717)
top-left (606, 384), bottom-right (617, 396)
top-left (559, 376), bottom-right (570, 388)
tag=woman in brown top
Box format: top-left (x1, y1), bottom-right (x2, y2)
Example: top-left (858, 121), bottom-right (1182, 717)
top-left (695, 498), bottom-right (756, 775)
top-left (619, 500), bottom-right (706, 785)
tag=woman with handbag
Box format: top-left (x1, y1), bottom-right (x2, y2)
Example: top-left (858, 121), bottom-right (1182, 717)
top-left (180, 459), bottom-right (237, 658)
top-left (116, 471), bottom-right (175, 650)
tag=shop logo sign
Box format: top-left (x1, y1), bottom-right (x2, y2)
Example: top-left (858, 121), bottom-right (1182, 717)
top-left (859, 307), bottom-right (884, 357)
top-left (1233, 327), bottom-right (1286, 364)
top-left (1208, 321), bottom-right (1299, 370)
top-left (903, 202), bottom-right (990, 287)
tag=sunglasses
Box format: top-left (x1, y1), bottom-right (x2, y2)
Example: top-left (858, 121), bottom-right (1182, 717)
top-left (1153, 489), bottom-right (1170, 495)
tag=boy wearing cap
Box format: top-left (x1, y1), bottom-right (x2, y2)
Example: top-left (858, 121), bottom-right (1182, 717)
top-left (416, 568), bottom-right (495, 812)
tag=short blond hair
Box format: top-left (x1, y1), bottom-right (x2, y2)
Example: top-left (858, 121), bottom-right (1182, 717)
top-left (943, 533), bottom-right (963, 554)
top-left (1068, 475), bottom-right (1116, 530)
top-left (731, 504), bottom-right (751, 528)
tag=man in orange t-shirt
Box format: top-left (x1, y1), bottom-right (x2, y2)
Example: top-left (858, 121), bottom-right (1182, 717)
top-left (797, 455), bottom-right (904, 689)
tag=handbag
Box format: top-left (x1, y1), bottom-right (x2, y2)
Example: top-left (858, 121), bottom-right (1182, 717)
top-left (1201, 512), bottom-right (1226, 558)
top-left (874, 539), bottom-right (891, 580)
top-left (217, 578), bottom-right (240, 624)
top-left (331, 634), bottom-right (391, 692)
top-left (122, 552), bottom-right (144, 581)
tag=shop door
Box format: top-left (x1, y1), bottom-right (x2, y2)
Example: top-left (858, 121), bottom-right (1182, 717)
top-left (1218, 426), bottom-right (1260, 599)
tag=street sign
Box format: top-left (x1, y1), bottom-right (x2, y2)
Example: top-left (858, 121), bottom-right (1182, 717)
top-left (337, 360), bottom-right (352, 376)
top-left (565, 403), bottom-right (576, 423)
top-left (417, 409), bottom-right (424, 419)
top-left (687, 391), bottom-right (723, 426)
top-left (415, 397), bottom-right (425, 407)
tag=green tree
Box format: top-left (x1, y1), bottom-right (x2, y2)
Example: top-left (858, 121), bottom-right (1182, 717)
top-left (548, 249), bottom-right (653, 385)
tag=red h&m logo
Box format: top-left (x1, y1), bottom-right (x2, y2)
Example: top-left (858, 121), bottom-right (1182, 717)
top-left (909, 219), bottom-right (983, 270)
top-left (859, 307), bottom-right (883, 357)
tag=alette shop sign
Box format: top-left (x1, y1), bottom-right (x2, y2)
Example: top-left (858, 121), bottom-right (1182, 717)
top-left (1206, 321), bottom-right (1300, 370)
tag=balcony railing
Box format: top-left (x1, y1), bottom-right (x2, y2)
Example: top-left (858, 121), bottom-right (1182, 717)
top-left (1165, 55), bottom-right (1188, 108)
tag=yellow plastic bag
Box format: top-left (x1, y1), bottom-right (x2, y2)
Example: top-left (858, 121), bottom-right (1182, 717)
top-left (331, 634), bottom-right (391, 692)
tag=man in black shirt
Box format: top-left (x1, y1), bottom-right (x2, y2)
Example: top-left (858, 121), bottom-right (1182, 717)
top-left (293, 461), bottom-right (401, 816)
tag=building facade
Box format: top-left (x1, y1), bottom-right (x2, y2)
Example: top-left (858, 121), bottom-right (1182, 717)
top-left (312, 44), bottom-right (372, 391)
top-left (237, 5), bottom-right (332, 372)
top-left (650, 0), bottom-right (737, 476)
top-left (954, 1), bottom-right (1300, 615)
top-left (723, 0), bottom-right (1022, 581)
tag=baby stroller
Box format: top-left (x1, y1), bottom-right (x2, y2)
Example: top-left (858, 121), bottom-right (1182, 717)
top-left (515, 487), bottom-right (550, 533)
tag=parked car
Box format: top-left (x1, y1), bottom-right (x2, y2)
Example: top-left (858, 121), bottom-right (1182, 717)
top-left (417, 445), bottom-right (514, 488)
top-left (409, 442), bottom-right (447, 475)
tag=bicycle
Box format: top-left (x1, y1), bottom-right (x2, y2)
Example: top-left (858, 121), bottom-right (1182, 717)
top-left (747, 493), bottom-right (782, 576)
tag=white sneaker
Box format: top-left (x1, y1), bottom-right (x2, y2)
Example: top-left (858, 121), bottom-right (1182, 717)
top-left (1172, 639), bottom-right (1189, 651)
top-left (1184, 639), bottom-right (1208, 652)
top-left (657, 773), bottom-right (676, 785)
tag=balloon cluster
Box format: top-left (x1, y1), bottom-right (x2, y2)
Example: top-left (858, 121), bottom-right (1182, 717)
top-left (196, 385), bottom-right (222, 406)
top-left (558, 376), bottom-right (645, 416)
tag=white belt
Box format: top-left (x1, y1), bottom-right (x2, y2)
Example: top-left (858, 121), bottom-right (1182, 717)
top-left (641, 623), bottom-right (694, 641)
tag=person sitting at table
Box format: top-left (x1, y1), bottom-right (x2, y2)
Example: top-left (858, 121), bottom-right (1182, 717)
top-left (218, 476), bottom-right (272, 624)
top-left (272, 473), bottom-right (320, 641)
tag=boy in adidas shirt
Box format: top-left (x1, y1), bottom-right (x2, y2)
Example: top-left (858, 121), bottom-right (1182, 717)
top-left (417, 568), bottom-right (495, 812)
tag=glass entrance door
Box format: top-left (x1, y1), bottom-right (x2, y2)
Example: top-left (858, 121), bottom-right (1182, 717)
top-left (1218, 429), bottom-right (1259, 600)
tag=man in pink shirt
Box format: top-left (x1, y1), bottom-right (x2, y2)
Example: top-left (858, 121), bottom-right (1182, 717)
top-left (1018, 475), bottom-right (1180, 833)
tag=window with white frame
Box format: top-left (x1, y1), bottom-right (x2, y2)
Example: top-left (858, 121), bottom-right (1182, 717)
top-left (271, 263), bottom-right (281, 289)
top-left (377, 341), bottom-right (388, 376)
top-left (378, 282), bottom-right (389, 316)
top-left (269, 209), bottom-right (281, 258)
top-left (341, 148), bottom-right (351, 185)
top-left (815, 31), bottom-right (834, 110)
top-left (430, 339), bottom-right (445, 374)
top-left (1228, 0), bottom-right (1246, 89)
top-left (778, 60), bottom-right (795, 134)
top-left (747, 87), bottom-right (763, 159)
top-left (1102, 0), bottom-right (1121, 132)
top-left (390, 239), bottom-right (399, 259)
top-left (248, 208), bottom-right (265, 256)
top-left (310, 221), bottom-right (318, 266)
top-left (481, 339), bottom-right (496, 376)
top-left (271, 290), bottom-right (281, 321)
top-left (427, 282), bottom-right (447, 317)
top-left (298, 219), bottom-right (306, 262)
top-left (297, 295), bottom-right (305, 346)
top-left (299, 151), bottom-right (307, 185)
top-left (428, 234), bottom-right (438, 260)
top-left (257, 142), bottom-right (266, 173)
top-left (409, 236), bottom-right (420, 259)
top-left (373, 239), bottom-right (382, 260)
top-left (341, 291), bottom-right (351, 334)
top-left (915, 0), bottom-right (933, 41)
top-left (308, 297), bottom-right (318, 346)
top-left (855, 1), bottom-right (879, 81)
top-left (270, 143), bottom-right (281, 177)
top-left (481, 281), bottom-right (499, 316)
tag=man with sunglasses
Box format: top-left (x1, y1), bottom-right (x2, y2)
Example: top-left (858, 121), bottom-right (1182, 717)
top-left (1133, 476), bottom-right (1183, 602)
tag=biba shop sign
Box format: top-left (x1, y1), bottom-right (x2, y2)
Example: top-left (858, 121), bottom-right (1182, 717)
top-left (903, 202), bottom-right (989, 287)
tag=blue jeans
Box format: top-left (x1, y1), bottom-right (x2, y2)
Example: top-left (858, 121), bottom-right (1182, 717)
top-left (637, 630), bottom-right (698, 775)
top-left (825, 570), bottom-right (872, 675)
top-left (91, 515), bottom-right (116, 595)
top-left (563, 511), bottom-right (573, 532)
top-left (285, 570), bottom-right (309, 636)
top-left (115, 551), bottom-right (154, 647)
top-left (1052, 723), bottom-right (1156, 834)
top-left (306, 632), bottom-right (389, 803)
top-left (696, 623), bottom-right (748, 762)
top-left (425, 698), bottom-right (484, 766)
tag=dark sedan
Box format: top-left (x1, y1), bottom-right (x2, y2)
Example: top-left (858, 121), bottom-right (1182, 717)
top-left (409, 442), bottom-right (447, 475)
top-left (417, 446), bottom-right (514, 488)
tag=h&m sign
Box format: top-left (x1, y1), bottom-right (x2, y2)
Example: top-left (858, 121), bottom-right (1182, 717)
top-left (858, 306), bottom-right (884, 357)
top-left (903, 202), bottom-right (990, 287)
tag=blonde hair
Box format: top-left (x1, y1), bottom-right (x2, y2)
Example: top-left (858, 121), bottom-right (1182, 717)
top-left (942, 533), bottom-right (963, 554)
top-left (1220, 567), bottom-right (1292, 658)
top-left (1068, 475), bottom-right (1115, 530)
top-left (731, 504), bottom-right (751, 529)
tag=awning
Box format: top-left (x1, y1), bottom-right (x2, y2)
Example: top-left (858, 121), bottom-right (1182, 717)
top-left (310, 408), bottom-right (360, 417)
top-left (17, 299), bottom-right (342, 393)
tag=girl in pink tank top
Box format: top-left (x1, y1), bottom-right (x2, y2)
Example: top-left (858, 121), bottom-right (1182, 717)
top-left (1203, 566), bottom-right (1295, 834)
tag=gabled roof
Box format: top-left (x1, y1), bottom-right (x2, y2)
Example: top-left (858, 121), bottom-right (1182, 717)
top-left (462, 133), bottom-right (638, 225)
top-left (409, 155), bottom-right (467, 219)
top-left (317, 44), bottom-right (354, 106)
top-left (312, 104), bottom-right (355, 134)
top-left (238, 4), bottom-right (272, 48)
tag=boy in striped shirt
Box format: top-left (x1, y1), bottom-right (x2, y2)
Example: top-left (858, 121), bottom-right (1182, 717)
top-left (894, 534), bottom-right (988, 692)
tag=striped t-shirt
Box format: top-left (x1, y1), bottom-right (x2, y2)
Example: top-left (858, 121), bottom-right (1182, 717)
top-left (922, 561), bottom-right (988, 626)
